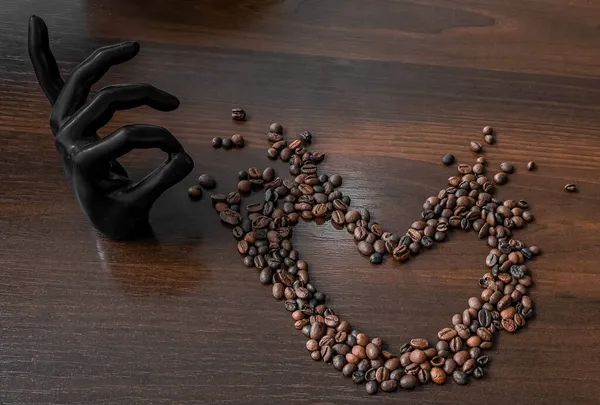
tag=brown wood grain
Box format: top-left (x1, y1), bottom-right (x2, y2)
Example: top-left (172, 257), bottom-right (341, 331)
top-left (1, 0), bottom-right (600, 404)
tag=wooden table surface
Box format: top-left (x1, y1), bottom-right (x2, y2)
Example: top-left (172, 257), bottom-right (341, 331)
top-left (1, 1), bottom-right (600, 404)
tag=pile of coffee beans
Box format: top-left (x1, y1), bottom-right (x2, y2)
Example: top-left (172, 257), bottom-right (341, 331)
top-left (194, 124), bottom-right (539, 395)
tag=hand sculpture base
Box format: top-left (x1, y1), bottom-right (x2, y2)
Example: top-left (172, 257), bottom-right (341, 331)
top-left (28, 15), bottom-right (194, 240)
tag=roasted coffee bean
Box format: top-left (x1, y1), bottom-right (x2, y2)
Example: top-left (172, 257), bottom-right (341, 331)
top-left (455, 324), bottom-right (470, 340)
top-left (231, 133), bottom-right (244, 147)
top-left (380, 379), bottom-right (398, 392)
top-left (410, 338), bottom-right (429, 350)
top-left (484, 134), bottom-right (495, 144)
top-left (478, 310), bottom-right (492, 328)
top-left (370, 253), bottom-right (383, 264)
top-left (226, 192), bottom-right (241, 205)
top-left (500, 162), bottom-right (514, 174)
top-left (420, 235), bottom-right (434, 248)
top-left (501, 318), bottom-right (517, 332)
top-left (431, 367), bottom-right (446, 385)
top-left (393, 245), bottom-right (410, 261)
top-left (333, 354), bottom-right (347, 371)
top-left (365, 380), bottom-right (378, 395)
top-left (453, 370), bottom-right (468, 385)
top-left (442, 153), bottom-right (455, 165)
top-left (259, 267), bottom-right (273, 284)
top-left (473, 366), bottom-right (484, 379)
top-left (389, 369), bottom-right (403, 382)
top-left (438, 327), bottom-right (457, 341)
top-left (211, 137), bottom-right (222, 148)
top-left (222, 138), bottom-right (233, 149)
top-left (470, 141), bottom-right (483, 153)
top-left (463, 358), bottom-right (476, 374)
top-left (408, 242), bottom-right (421, 255)
top-left (188, 185), bottom-right (202, 199)
top-left (238, 180), bottom-right (252, 193)
top-left (458, 164), bottom-right (473, 174)
top-left (197, 174), bottom-right (216, 189)
top-left (450, 336), bottom-right (464, 353)
top-left (220, 209), bottom-right (241, 225)
top-left (418, 368), bottom-right (430, 384)
top-left (356, 240), bottom-right (374, 256)
top-left (494, 172), bottom-right (508, 185)
top-left (443, 358), bottom-right (457, 375)
top-left (400, 374), bottom-right (418, 390)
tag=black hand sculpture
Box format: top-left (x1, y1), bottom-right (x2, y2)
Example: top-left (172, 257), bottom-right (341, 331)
top-left (28, 15), bottom-right (194, 240)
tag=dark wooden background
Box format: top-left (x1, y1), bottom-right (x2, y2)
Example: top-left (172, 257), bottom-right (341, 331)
top-left (1, 0), bottom-right (600, 404)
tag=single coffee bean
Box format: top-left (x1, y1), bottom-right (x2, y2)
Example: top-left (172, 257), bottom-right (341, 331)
top-left (438, 327), bottom-right (457, 341)
top-left (501, 318), bottom-right (517, 332)
top-left (392, 245), bottom-right (410, 261)
top-left (220, 209), bottom-right (241, 225)
top-left (473, 366), bottom-right (484, 379)
top-left (221, 138), bottom-right (233, 149)
top-left (269, 122), bottom-right (283, 134)
top-left (369, 252), bottom-right (383, 264)
top-left (443, 358), bottom-right (457, 375)
top-left (417, 368), bottom-right (430, 384)
top-left (484, 134), bottom-right (494, 144)
top-left (482, 126), bottom-right (493, 135)
top-left (187, 185), bottom-right (202, 199)
top-left (500, 162), bottom-right (514, 173)
top-left (456, 324), bottom-right (470, 340)
top-left (238, 180), bottom-right (251, 193)
top-left (450, 336), bottom-right (464, 352)
top-left (352, 371), bottom-right (365, 384)
top-left (430, 367), bottom-right (446, 385)
top-left (410, 338), bottom-right (430, 350)
top-left (231, 133), bottom-right (244, 147)
top-left (380, 379), bottom-right (398, 392)
top-left (462, 358), bottom-right (476, 374)
top-left (453, 370), bottom-right (468, 385)
top-left (365, 380), bottom-right (378, 395)
top-left (409, 350), bottom-right (427, 365)
top-left (564, 183), bottom-right (578, 192)
top-left (470, 141), bottom-right (483, 153)
top-left (493, 172), bottom-right (508, 185)
top-left (442, 153), bottom-right (455, 165)
top-left (400, 374), bottom-right (418, 390)
top-left (333, 355), bottom-right (347, 371)
top-left (211, 137), bottom-right (222, 148)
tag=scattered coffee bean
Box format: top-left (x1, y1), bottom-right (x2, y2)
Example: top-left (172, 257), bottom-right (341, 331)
top-left (482, 126), bottom-right (493, 135)
top-left (231, 133), bottom-right (245, 147)
top-left (564, 184), bottom-right (578, 193)
top-left (493, 172), bottom-right (508, 185)
top-left (187, 185), bottom-right (202, 199)
top-left (484, 134), bottom-right (494, 145)
top-left (198, 174), bottom-right (216, 189)
top-left (442, 153), bottom-right (455, 165)
top-left (500, 162), bottom-right (514, 173)
top-left (270, 123), bottom-right (283, 134)
top-left (222, 138), bottom-right (233, 149)
top-left (470, 141), bottom-right (483, 153)
top-left (527, 161), bottom-right (536, 171)
top-left (211, 137), bottom-right (222, 148)
top-left (231, 108), bottom-right (246, 121)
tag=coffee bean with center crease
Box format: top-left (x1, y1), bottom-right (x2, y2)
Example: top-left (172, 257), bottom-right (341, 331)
top-left (393, 245), bottom-right (410, 261)
top-left (220, 209), bottom-right (240, 225)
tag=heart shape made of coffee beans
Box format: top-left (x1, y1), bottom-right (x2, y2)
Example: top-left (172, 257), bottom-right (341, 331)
top-left (201, 126), bottom-right (538, 395)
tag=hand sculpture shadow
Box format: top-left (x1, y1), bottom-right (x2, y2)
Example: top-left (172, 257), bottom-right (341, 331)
top-left (28, 15), bottom-right (194, 240)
